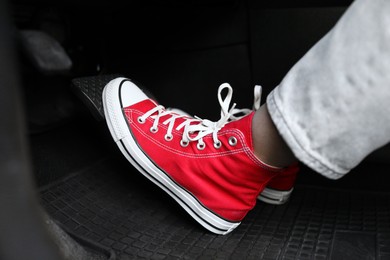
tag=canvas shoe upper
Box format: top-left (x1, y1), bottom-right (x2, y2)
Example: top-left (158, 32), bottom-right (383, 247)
top-left (103, 77), bottom-right (299, 234)
top-left (168, 84), bottom-right (299, 205)
top-left (217, 85), bottom-right (299, 205)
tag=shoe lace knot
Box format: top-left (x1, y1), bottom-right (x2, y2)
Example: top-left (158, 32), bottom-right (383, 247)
top-left (139, 83), bottom-right (262, 149)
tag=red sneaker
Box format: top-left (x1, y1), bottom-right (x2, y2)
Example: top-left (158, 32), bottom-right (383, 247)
top-left (168, 85), bottom-right (299, 205)
top-left (214, 86), bottom-right (299, 205)
top-left (103, 78), bottom-right (299, 234)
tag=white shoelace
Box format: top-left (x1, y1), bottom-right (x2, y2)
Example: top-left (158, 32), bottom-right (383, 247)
top-left (228, 84), bottom-right (262, 121)
top-left (138, 83), bottom-right (262, 149)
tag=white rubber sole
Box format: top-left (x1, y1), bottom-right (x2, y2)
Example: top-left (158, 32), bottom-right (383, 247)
top-left (257, 187), bottom-right (293, 205)
top-left (102, 78), bottom-right (240, 235)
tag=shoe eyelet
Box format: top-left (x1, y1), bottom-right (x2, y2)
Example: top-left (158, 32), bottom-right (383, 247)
top-left (228, 136), bottom-right (237, 146)
top-left (197, 142), bottom-right (206, 150)
top-left (164, 134), bottom-right (173, 141)
top-left (180, 140), bottom-right (189, 147)
top-left (138, 117), bottom-right (146, 124)
top-left (150, 127), bottom-right (158, 133)
top-left (214, 140), bottom-right (222, 149)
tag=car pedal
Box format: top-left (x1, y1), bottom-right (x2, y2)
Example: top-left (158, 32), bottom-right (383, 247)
top-left (20, 30), bottom-right (72, 74)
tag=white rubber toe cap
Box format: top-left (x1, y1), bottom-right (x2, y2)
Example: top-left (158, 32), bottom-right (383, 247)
top-left (115, 78), bottom-right (148, 108)
top-left (103, 77), bottom-right (149, 142)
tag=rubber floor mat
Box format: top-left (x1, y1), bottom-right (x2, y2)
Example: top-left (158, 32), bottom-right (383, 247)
top-left (66, 75), bottom-right (389, 259)
top-left (40, 158), bottom-right (390, 259)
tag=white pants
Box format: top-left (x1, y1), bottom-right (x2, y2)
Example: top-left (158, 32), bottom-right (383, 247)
top-left (267, 0), bottom-right (390, 179)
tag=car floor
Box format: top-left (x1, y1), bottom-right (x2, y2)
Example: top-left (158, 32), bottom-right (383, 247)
top-left (28, 77), bottom-right (390, 260)
top-left (18, 1), bottom-right (390, 258)
top-left (38, 157), bottom-right (390, 259)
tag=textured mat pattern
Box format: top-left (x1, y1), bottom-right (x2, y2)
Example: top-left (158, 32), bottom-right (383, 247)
top-left (71, 74), bottom-right (122, 120)
top-left (40, 159), bottom-right (390, 259)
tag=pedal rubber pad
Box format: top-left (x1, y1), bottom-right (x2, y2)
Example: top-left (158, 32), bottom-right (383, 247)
top-left (71, 75), bottom-right (157, 121)
top-left (71, 74), bottom-right (122, 121)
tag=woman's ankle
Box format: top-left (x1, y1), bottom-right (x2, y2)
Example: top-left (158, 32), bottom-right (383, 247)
top-left (252, 104), bottom-right (297, 168)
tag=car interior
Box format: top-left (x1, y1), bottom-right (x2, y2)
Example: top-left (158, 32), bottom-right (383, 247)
top-left (2, 0), bottom-right (390, 259)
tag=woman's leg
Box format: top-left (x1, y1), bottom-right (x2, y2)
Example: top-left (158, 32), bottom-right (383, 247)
top-left (252, 105), bottom-right (297, 168)
top-left (257, 0), bottom-right (390, 179)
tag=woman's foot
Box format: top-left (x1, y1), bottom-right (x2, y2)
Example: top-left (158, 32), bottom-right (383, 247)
top-left (103, 78), bottom-right (299, 234)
